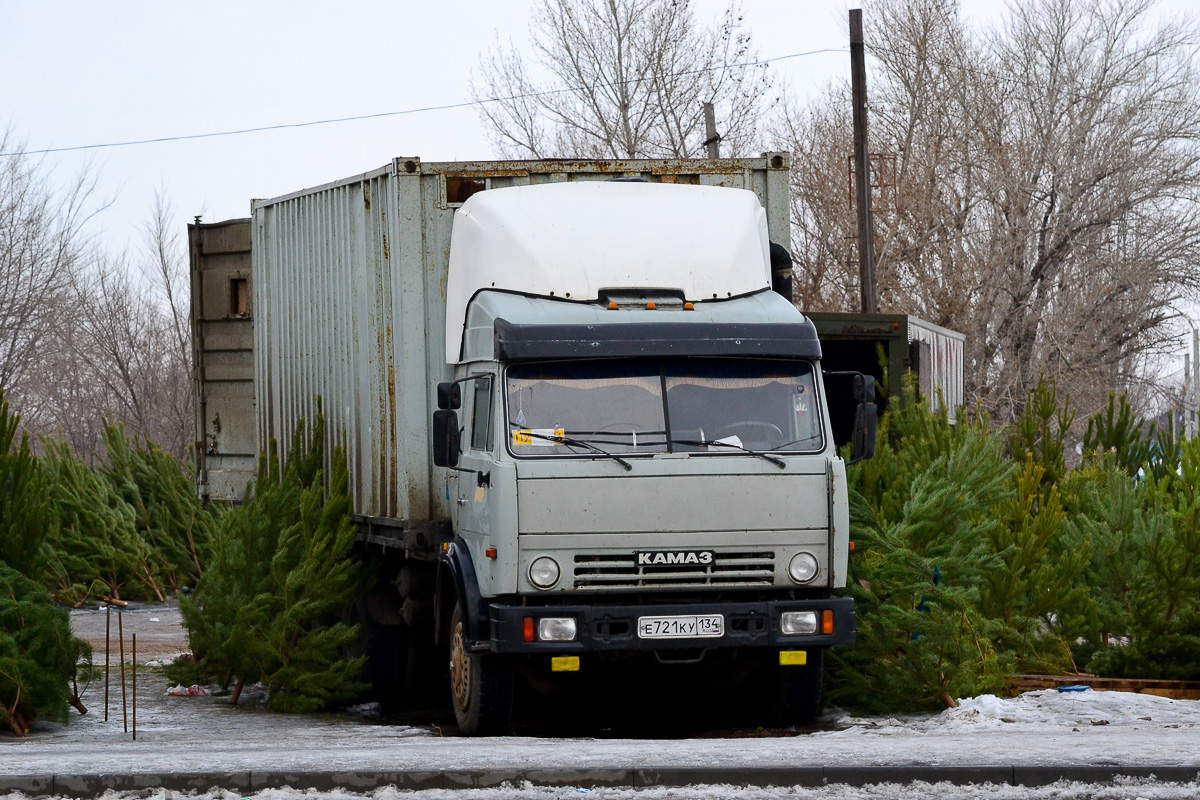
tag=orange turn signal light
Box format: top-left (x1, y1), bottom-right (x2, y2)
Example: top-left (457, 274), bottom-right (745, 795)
top-left (523, 617), bottom-right (535, 643)
top-left (849, 541), bottom-right (856, 552)
top-left (822, 609), bottom-right (834, 635)
top-left (485, 547), bottom-right (497, 559)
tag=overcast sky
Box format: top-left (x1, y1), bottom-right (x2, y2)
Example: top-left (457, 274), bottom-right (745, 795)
top-left (2, 0), bottom-right (1197, 364)
top-left (0, 1), bottom-right (1009, 236)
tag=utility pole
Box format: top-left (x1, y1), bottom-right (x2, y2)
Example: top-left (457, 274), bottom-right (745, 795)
top-left (1191, 326), bottom-right (1200, 440)
top-left (702, 102), bottom-right (720, 159)
top-left (850, 8), bottom-right (878, 314)
top-left (1187, 351), bottom-right (1195, 440)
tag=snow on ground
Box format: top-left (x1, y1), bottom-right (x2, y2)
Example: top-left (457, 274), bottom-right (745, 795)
top-left (824, 688), bottom-right (1199, 733)
top-left (6, 780), bottom-right (1200, 800)
top-left (3, 605), bottom-right (1198, 786)
top-left (5, 667), bottom-right (1197, 777)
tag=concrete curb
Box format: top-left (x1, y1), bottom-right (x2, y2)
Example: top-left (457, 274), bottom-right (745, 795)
top-left (2, 766), bottom-right (1199, 796)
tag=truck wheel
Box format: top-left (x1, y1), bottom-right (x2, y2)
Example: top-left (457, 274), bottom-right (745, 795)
top-left (449, 602), bottom-right (513, 735)
top-left (769, 648), bottom-right (824, 727)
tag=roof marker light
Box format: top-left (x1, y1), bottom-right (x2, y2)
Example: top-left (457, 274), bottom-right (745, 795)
top-left (646, 302), bottom-right (656, 309)
top-left (684, 302), bottom-right (694, 310)
top-left (608, 302), bottom-right (618, 310)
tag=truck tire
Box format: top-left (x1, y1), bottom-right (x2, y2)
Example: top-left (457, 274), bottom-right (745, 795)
top-left (768, 648), bottom-right (824, 727)
top-left (448, 602), bottom-right (513, 735)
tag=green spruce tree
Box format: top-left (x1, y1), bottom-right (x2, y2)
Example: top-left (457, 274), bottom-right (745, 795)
top-left (176, 409), bottom-right (365, 711)
top-left (0, 390), bottom-right (52, 579)
top-left (0, 565), bottom-right (90, 735)
top-left (99, 423), bottom-right (214, 592)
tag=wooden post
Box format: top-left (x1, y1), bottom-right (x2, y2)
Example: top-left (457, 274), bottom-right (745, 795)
top-left (703, 102), bottom-right (720, 159)
top-left (132, 633), bottom-right (137, 741)
top-left (119, 612), bottom-right (128, 733)
top-left (104, 605), bottom-right (110, 722)
top-left (850, 8), bottom-right (878, 314)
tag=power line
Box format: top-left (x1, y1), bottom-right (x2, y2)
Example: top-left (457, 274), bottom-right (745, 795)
top-left (5, 48), bottom-right (848, 157)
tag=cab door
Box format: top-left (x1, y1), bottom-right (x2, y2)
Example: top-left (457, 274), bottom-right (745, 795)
top-left (455, 374), bottom-right (496, 552)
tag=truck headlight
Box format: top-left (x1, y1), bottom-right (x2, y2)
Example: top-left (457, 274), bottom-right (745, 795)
top-left (788, 552), bottom-right (819, 584)
top-left (781, 611), bottom-right (818, 635)
top-left (529, 556), bottom-right (561, 589)
top-left (537, 617), bottom-right (577, 642)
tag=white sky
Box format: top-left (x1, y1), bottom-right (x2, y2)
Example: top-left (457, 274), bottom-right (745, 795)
top-left (0, 0), bottom-right (1005, 236)
top-left (2, 0), bottom-right (1197, 362)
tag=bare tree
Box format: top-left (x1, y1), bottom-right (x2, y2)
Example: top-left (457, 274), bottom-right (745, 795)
top-left (0, 132), bottom-right (100, 412)
top-left (59, 248), bottom-right (191, 458)
top-left (776, 0), bottom-right (1200, 421)
top-left (471, 0), bottom-right (774, 159)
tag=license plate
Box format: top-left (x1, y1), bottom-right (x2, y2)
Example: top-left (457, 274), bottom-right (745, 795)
top-left (636, 614), bottom-right (724, 640)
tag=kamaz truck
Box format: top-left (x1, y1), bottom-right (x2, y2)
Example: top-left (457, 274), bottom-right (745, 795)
top-left (189, 155), bottom-right (878, 734)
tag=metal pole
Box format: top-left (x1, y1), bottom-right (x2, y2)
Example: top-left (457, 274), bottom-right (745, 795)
top-left (850, 8), bottom-right (878, 314)
top-left (119, 612), bottom-right (128, 733)
top-left (1180, 352), bottom-right (1190, 441)
top-left (132, 633), bottom-right (137, 741)
top-left (104, 606), bottom-right (110, 722)
top-left (703, 102), bottom-right (720, 159)
top-left (1192, 326), bottom-right (1200, 440)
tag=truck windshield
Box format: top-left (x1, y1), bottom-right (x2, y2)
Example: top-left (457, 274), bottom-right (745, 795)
top-left (505, 358), bottom-right (823, 457)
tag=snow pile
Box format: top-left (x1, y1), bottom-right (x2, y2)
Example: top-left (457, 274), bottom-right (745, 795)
top-left (165, 684), bottom-right (209, 697)
top-left (5, 779), bottom-right (1200, 799)
top-left (346, 701), bottom-right (383, 719)
top-left (827, 689), bottom-right (1199, 735)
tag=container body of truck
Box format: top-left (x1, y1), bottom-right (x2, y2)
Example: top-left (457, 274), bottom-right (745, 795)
top-left (190, 156), bottom-right (878, 733)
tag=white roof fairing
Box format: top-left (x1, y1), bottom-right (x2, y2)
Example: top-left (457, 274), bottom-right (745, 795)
top-left (445, 181), bottom-right (772, 363)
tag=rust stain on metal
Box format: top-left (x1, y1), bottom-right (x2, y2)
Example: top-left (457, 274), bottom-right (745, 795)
top-left (387, 353), bottom-right (398, 517)
top-left (424, 157), bottom-right (785, 178)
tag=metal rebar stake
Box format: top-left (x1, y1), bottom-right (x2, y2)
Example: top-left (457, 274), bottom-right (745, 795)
top-left (104, 605), bottom-right (110, 722)
top-left (132, 633), bottom-right (137, 740)
top-left (119, 612), bottom-right (128, 733)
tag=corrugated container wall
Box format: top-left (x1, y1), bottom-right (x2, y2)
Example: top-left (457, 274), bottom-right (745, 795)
top-left (909, 318), bottom-right (966, 412)
top-left (251, 156), bottom-right (791, 525)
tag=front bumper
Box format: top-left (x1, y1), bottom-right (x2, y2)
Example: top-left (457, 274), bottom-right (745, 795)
top-left (487, 597), bottom-right (855, 653)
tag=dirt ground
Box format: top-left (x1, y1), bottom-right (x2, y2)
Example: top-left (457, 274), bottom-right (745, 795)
top-left (71, 600), bottom-right (189, 664)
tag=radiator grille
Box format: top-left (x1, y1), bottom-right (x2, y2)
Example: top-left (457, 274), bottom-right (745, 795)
top-left (572, 551), bottom-right (775, 590)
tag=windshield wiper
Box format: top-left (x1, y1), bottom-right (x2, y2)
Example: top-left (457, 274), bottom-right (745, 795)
top-left (668, 438), bottom-right (787, 469)
top-left (511, 427), bottom-right (633, 471)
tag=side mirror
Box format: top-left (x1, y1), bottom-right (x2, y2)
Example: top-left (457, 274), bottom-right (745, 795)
top-left (852, 374), bottom-right (876, 404)
top-left (432, 409), bottom-right (460, 467)
top-left (437, 382), bottom-right (461, 410)
top-left (850, 402), bottom-right (877, 463)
